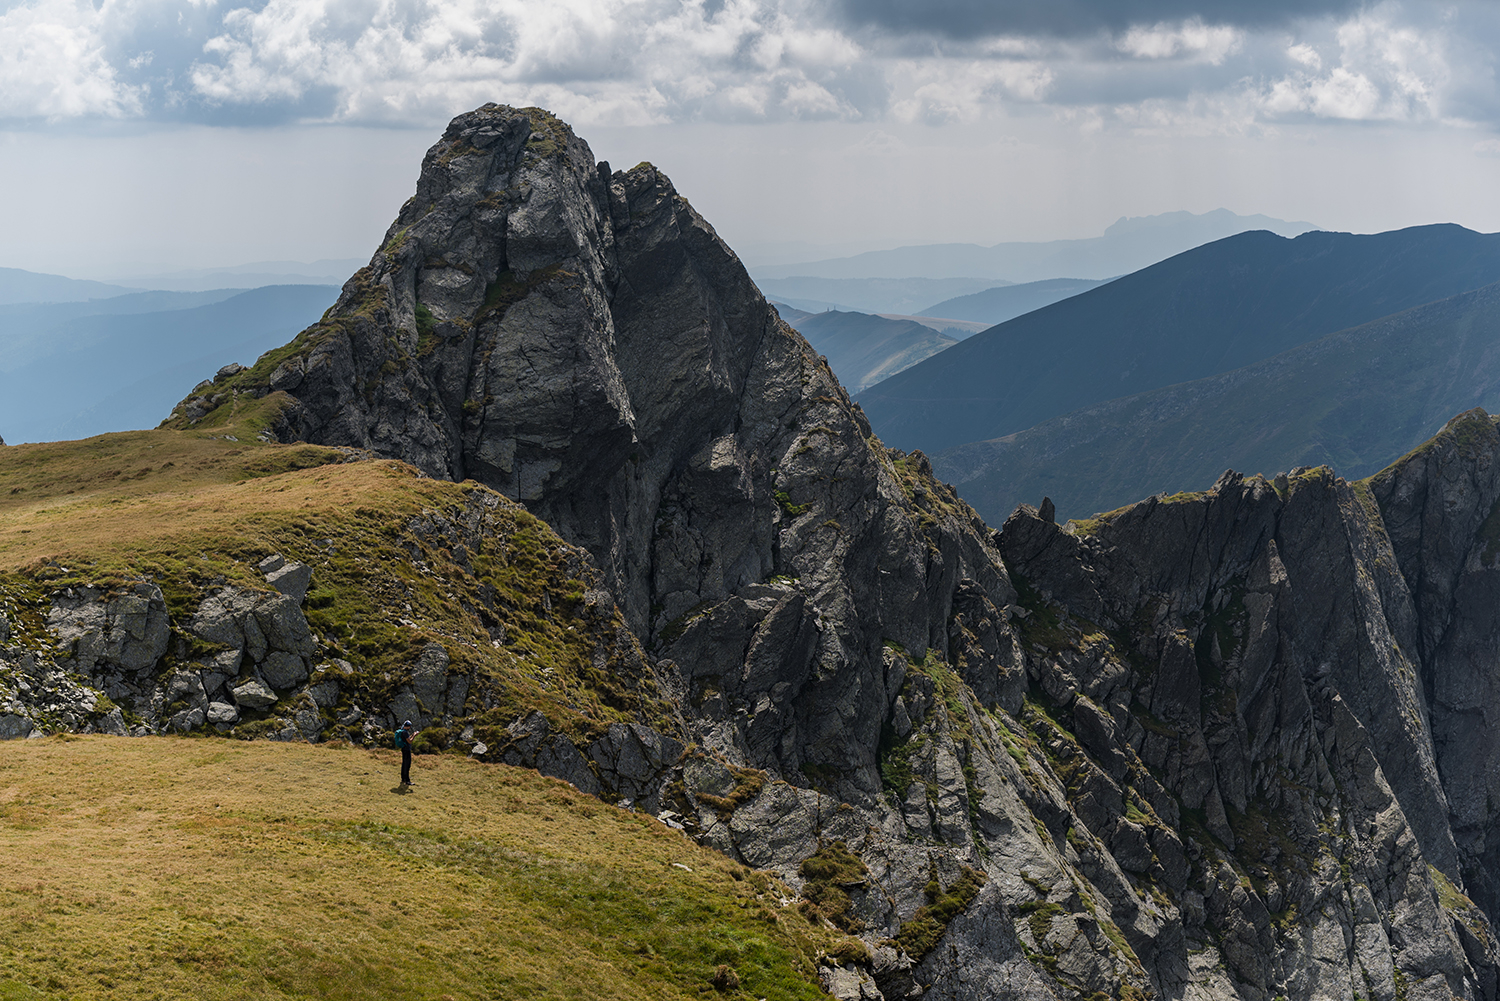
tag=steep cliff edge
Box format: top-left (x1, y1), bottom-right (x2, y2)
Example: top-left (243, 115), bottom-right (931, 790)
top-left (141, 105), bottom-right (1500, 1001)
top-left (1370, 411), bottom-right (1500, 926)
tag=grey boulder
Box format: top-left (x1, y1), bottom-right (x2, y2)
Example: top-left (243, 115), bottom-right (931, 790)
top-left (231, 679), bottom-right (277, 709)
top-left (261, 651), bottom-right (309, 690)
top-left (47, 582), bottom-right (170, 673)
top-left (0, 714), bottom-right (33, 740)
top-left (265, 561), bottom-right (312, 604)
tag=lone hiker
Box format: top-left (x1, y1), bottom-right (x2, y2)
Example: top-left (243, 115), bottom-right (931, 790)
top-left (396, 719), bottom-right (416, 786)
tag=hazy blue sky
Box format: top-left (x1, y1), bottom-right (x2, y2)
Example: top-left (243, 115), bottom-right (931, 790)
top-left (4, 0), bottom-right (1499, 277)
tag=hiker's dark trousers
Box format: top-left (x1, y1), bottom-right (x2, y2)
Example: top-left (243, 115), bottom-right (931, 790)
top-left (401, 746), bottom-right (412, 784)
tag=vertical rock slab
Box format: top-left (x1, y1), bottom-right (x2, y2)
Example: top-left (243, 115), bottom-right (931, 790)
top-left (1372, 410), bottom-right (1500, 922)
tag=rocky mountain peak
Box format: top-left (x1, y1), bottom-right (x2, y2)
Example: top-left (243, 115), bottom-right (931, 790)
top-left (165, 104), bottom-right (1020, 797)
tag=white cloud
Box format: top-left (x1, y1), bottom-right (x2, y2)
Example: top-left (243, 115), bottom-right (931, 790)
top-left (848, 128), bottom-right (906, 156)
top-left (1287, 43), bottom-right (1322, 70)
top-left (178, 0), bottom-right (882, 125)
top-left (0, 0), bottom-right (144, 119)
top-left (1257, 6), bottom-right (1453, 122)
top-left (1476, 137), bottom-right (1500, 156)
top-left (1116, 20), bottom-right (1242, 65)
top-left (1105, 92), bottom-right (1266, 137)
top-left (888, 58), bottom-right (1054, 125)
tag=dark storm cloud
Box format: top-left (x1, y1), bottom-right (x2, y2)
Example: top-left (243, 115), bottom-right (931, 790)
top-left (834, 0), bottom-right (1365, 39)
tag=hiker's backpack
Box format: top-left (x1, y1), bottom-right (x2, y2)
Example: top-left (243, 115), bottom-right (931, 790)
top-left (395, 727), bottom-right (409, 749)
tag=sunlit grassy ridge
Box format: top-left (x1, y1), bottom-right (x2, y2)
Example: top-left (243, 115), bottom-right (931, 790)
top-left (0, 736), bottom-right (839, 1000)
top-left (0, 409), bottom-right (669, 744)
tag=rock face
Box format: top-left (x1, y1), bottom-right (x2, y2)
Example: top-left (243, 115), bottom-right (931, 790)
top-left (47, 582), bottom-right (171, 674)
top-left (997, 458), bottom-right (1500, 1001)
top-left (151, 105), bottom-right (1500, 1001)
top-left (1369, 411), bottom-right (1500, 926)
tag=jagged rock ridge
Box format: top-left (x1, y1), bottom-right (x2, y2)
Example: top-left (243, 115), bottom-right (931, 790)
top-left (143, 106), bottom-right (1500, 1001)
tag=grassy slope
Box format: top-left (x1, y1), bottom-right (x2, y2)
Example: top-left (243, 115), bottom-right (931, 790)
top-left (935, 281), bottom-right (1500, 524)
top-left (0, 396), bottom-right (663, 746)
top-left (0, 736), bottom-right (838, 1001)
top-left (0, 405), bottom-right (858, 998)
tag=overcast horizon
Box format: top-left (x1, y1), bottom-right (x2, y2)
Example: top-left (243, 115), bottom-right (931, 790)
top-left (4, 0), bottom-right (1499, 279)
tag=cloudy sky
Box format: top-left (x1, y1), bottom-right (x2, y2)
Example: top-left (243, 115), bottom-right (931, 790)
top-left (4, 0), bottom-right (1499, 277)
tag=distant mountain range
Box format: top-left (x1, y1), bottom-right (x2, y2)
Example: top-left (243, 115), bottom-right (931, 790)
top-left (937, 281), bottom-right (1500, 523)
top-left (920, 277), bottom-right (1109, 325)
top-left (0, 260), bottom-right (362, 303)
top-left (754, 276), bottom-right (1008, 314)
top-left (875, 314), bottom-right (989, 338)
top-left (777, 310), bottom-right (958, 392)
top-left (858, 224), bottom-right (1500, 456)
top-left (0, 290), bottom-right (247, 368)
top-left (102, 259), bottom-right (365, 292)
top-left (752, 209), bottom-right (1317, 282)
top-left (0, 268), bottom-right (137, 305)
top-left (0, 285), bottom-right (337, 443)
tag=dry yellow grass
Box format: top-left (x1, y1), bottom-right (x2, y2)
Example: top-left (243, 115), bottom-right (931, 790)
top-left (0, 456), bottom-right (443, 575)
top-left (0, 428), bottom-right (359, 572)
top-left (0, 737), bottom-right (836, 1001)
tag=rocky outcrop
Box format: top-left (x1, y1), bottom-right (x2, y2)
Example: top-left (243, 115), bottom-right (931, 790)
top-left (48, 581), bottom-right (171, 675)
top-left (0, 480), bottom-right (682, 816)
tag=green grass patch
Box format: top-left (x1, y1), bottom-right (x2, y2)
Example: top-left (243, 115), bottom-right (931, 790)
top-left (773, 491), bottom-right (809, 518)
top-left (414, 303), bottom-right (437, 354)
top-left (1017, 899), bottom-right (1064, 944)
top-left (477, 271), bottom-right (530, 323)
top-left (797, 841), bottom-right (868, 932)
top-left (693, 764), bottom-right (767, 820)
top-left (1100, 916), bottom-right (1141, 967)
top-left (891, 865), bottom-right (986, 960)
